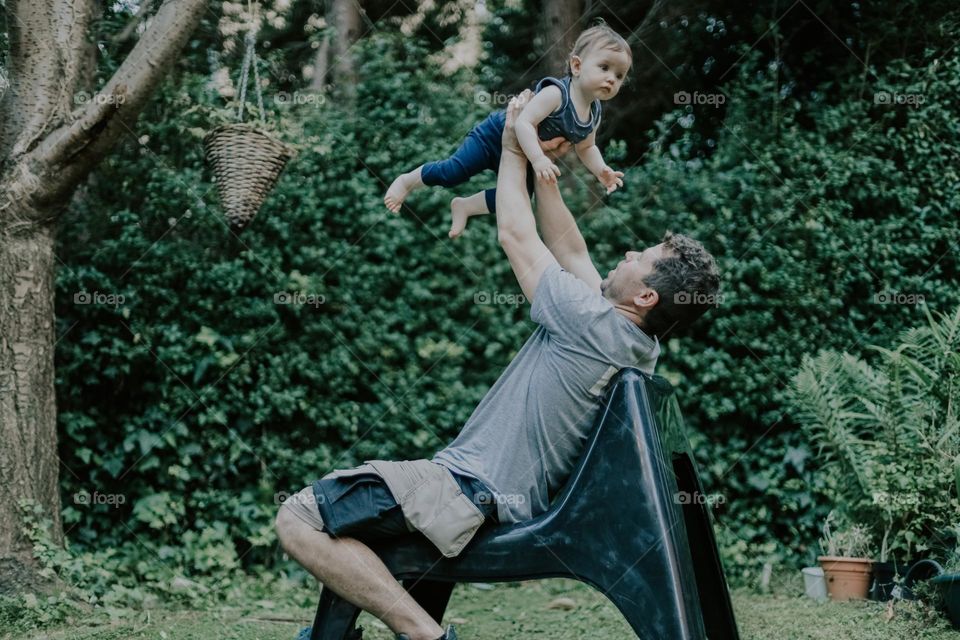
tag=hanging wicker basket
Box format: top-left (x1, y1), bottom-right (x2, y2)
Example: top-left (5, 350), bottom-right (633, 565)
top-left (203, 122), bottom-right (296, 231)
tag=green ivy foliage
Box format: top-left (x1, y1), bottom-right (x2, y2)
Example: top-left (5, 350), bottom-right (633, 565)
top-left (55, 29), bottom-right (960, 586)
top-left (576, 49), bottom-right (960, 583)
top-left (56, 34), bottom-right (538, 571)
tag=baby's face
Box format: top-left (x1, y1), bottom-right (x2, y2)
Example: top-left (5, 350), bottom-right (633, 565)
top-left (574, 46), bottom-right (631, 100)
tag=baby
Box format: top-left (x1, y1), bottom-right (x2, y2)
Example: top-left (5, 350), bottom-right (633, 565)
top-left (384, 23), bottom-right (631, 238)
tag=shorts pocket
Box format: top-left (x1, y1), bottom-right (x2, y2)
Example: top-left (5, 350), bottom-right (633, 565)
top-left (396, 465), bottom-right (485, 558)
top-left (316, 464), bottom-right (381, 503)
top-left (314, 464), bottom-right (391, 535)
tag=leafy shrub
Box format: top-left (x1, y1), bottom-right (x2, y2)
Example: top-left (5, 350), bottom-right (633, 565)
top-left (790, 305), bottom-right (960, 561)
top-left (56, 33), bottom-right (535, 570)
top-left (590, 46), bottom-right (960, 581)
top-left (53, 22), bottom-right (960, 586)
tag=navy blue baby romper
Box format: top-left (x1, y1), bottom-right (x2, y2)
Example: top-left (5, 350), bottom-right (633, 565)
top-left (420, 76), bottom-right (602, 213)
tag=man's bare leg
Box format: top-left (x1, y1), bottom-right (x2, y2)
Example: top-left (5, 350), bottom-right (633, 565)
top-left (275, 507), bottom-right (444, 640)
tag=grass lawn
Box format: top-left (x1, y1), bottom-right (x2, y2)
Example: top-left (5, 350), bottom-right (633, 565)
top-left (3, 574), bottom-right (956, 639)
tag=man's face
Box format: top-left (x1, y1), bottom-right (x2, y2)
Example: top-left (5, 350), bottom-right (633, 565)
top-left (600, 244), bottom-right (666, 305)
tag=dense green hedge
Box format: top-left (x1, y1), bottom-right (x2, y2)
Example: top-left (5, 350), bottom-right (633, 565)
top-left (55, 31), bottom-right (960, 584)
top-left (56, 35), bottom-right (539, 570)
top-left (619, 51), bottom-right (960, 578)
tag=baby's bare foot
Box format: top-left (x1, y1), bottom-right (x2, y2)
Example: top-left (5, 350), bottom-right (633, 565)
top-left (384, 172), bottom-right (417, 213)
top-left (448, 197), bottom-right (488, 238)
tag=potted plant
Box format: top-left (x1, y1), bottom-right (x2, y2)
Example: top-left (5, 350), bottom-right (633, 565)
top-left (931, 526), bottom-right (960, 627)
top-left (791, 305), bottom-right (960, 600)
top-left (817, 511), bottom-right (875, 601)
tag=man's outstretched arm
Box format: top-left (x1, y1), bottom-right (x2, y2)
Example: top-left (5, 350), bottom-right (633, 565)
top-left (532, 179), bottom-right (603, 291)
top-left (496, 97), bottom-right (558, 302)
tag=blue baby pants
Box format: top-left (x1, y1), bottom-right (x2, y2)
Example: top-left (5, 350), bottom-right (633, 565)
top-left (420, 111), bottom-right (534, 213)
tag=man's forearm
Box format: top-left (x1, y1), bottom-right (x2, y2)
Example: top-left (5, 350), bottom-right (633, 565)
top-left (533, 180), bottom-right (589, 255)
top-left (495, 149), bottom-right (538, 240)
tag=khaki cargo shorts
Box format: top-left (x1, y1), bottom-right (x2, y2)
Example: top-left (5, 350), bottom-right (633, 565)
top-left (280, 459), bottom-right (497, 558)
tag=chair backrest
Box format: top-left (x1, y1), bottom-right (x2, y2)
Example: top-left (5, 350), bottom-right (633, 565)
top-left (547, 366), bottom-right (740, 640)
top-left (546, 367), bottom-right (681, 515)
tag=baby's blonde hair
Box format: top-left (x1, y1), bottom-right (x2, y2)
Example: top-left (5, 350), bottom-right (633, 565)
top-left (567, 21), bottom-right (632, 74)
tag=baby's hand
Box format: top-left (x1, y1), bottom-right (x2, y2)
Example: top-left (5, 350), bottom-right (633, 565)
top-left (597, 166), bottom-right (624, 194)
top-left (533, 156), bottom-right (561, 184)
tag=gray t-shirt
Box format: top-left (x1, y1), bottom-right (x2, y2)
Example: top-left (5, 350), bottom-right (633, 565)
top-left (432, 262), bottom-right (661, 523)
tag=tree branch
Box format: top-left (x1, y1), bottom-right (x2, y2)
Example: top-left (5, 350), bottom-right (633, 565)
top-left (111, 0), bottom-right (157, 45)
top-left (0, 0), bottom-right (96, 163)
top-left (28, 0), bottom-right (209, 208)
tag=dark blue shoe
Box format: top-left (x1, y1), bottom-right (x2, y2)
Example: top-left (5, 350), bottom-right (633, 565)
top-left (297, 625), bottom-right (364, 639)
top-left (396, 624), bottom-right (457, 640)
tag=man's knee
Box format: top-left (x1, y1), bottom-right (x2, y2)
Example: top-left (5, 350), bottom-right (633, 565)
top-left (275, 505), bottom-right (305, 554)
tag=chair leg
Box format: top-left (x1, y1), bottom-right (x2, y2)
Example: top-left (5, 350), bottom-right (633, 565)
top-left (600, 569), bottom-right (705, 640)
top-left (310, 586), bottom-right (364, 640)
top-left (674, 453), bottom-right (740, 640)
top-left (402, 578), bottom-right (455, 625)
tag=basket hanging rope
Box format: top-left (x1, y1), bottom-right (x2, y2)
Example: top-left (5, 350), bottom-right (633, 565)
top-left (204, 16), bottom-right (295, 231)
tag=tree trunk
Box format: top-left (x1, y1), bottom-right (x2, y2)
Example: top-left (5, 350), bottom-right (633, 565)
top-left (0, 219), bottom-right (61, 578)
top-left (309, 32), bottom-right (332, 93)
top-left (328, 0), bottom-right (362, 101)
top-left (0, 0), bottom-right (208, 583)
top-left (539, 0), bottom-right (583, 77)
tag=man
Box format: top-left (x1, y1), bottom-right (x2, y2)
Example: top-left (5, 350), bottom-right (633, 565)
top-left (275, 91), bottom-right (720, 640)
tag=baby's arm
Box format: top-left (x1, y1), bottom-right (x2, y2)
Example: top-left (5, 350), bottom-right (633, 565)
top-left (575, 130), bottom-right (624, 194)
top-left (515, 86), bottom-right (563, 183)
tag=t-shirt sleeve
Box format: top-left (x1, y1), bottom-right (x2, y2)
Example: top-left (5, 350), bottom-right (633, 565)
top-left (530, 263), bottom-right (610, 341)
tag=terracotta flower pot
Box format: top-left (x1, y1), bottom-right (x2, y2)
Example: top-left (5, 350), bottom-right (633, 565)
top-left (818, 555), bottom-right (873, 601)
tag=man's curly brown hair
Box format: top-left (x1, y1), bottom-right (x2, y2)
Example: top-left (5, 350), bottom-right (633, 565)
top-left (640, 231), bottom-right (720, 339)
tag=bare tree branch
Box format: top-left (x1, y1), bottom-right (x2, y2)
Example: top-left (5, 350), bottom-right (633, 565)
top-left (111, 0), bottom-right (157, 45)
top-left (28, 0), bottom-right (209, 208)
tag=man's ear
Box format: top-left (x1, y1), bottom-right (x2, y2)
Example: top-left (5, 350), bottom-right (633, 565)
top-left (632, 287), bottom-right (658, 311)
top-left (569, 55), bottom-right (582, 77)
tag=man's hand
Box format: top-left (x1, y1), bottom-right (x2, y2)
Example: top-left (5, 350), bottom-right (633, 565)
top-left (502, 92), bottom-right (528, 156)
top-left (504, 88), bottom-right (573, 165)
top-left (542, 137), bottom-right (573, 161)
top-left (597, 165), bottom-right (625, 194)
